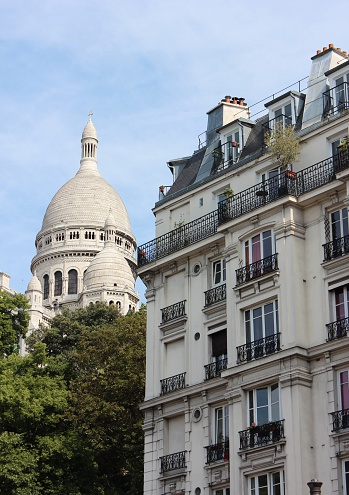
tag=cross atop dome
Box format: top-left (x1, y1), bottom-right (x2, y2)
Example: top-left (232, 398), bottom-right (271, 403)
top-left (88, 110), bottom-right (93, 121)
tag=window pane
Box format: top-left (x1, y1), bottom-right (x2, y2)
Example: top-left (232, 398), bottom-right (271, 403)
top-left (272, 472), bottom-right (281, 495)
top-left (335, 287), bottom-right (345, 320)
top-left (258, 474), bottom-right (268, 495)
top-left (264, 302), bottom-right (275, 337)
top-left (68, 269), bottom-right (78, 295)
top-left (271, 384), bottom-right (280, 421)
top-left (54, 271), bottom-right (62, 296)
top-left (331, 211), bottom-right (341, 239)
top-left (253, 307), bottom-right (263, 340)
top-left (340, 371), bottom-right (349, 410)
top-left (252, 235), bottom-right (261, 262)
top-left (262, 230), bottom-right (272, 258)
top-left (256, 388), bottom-right (269, 425)
top-left (342, 208), bottom-right (349, 237)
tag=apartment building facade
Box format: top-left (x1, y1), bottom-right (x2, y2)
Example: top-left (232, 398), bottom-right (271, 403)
top-left (138, 45), bottom-right (349, 495)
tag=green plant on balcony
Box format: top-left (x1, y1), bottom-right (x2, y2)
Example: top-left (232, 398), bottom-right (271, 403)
top-left (265, 124), bottom-right (300, 171)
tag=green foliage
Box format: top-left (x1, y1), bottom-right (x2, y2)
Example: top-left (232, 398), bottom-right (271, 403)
top-left (265, 124), bottom-right (300, 168)
top-left (13, 302), bottom-right (147, 494)
top-left (0, 290), bottom-right (30, 357)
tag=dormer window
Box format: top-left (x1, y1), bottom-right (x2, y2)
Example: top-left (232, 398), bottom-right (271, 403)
top-left (323, 66), bottom-right (349, 117)
top-left (226, 131), bottom-right (240, 164)
top-left (274, 103), bottom-right (292, 128)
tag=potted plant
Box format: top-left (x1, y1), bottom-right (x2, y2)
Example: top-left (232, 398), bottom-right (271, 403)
top-left (265, 124), bottom-right (300, 177)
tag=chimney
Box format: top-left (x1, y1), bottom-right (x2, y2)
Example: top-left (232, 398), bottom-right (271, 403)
top-left (307, 480), bottom-right (322, 495)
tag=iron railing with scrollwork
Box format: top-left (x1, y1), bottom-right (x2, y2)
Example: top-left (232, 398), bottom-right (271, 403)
top-left (239, 420), bottom-right (284, 450)
top-left (161, 300), bottom-right (186, 324)
top-left (137, 210), bottom-right (218, 266)
top-left (138, 151), bottom-right (349, 267)
top-left (205, 439), bottom-right (229, 464)
top-left (160, 451), bottom-right (186, 473)
top-left (323, 235), bottom-right (349, 261)
top-left (332, 409), bottom-right (349, 432)
top-left (204, 357), bottom-right (228, 380)
top-left (237, 333), bottom-right (281, 364)
top-left (204, 284), bottom-right (226, 307)
top-left (327, 317), bottom-right (349, 341)
top-left (160, 372), bottom-right (186, 395)
top-left (236, 254), bottom-right (278, 285)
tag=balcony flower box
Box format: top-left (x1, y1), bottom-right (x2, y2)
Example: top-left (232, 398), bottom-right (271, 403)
top-left (285, 169), bottom-right (296, 179)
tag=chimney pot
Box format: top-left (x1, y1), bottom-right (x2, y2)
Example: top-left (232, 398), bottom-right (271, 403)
top-left (224, 95), bottom-right (232, 102)
top-left (329, 43), bottom-right (334, 49)
top-left (317, 50), bottom-right (321, 55)
top-left (337, 48), bottom-right (341, 52)
top-left (323, 47), bottom-right (327, 51)
top-left (343, 51), bottom-right (347, 56)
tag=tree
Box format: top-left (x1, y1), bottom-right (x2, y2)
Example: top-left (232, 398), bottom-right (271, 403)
top-left (0, 290), bottom-right (30, 357)
top-left (265, 124), bottom-right (300, 169)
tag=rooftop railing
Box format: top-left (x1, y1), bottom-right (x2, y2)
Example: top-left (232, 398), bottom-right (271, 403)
top-left (138, 151), bottom-right (349, 267)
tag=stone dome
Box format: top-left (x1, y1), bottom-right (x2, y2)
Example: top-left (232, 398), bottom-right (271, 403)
top-left (41, 174), bottom-right (132, 235)
top-left (84, 243), bottom-right (136, 291)
top-left (26, 272), bottom-right (42, 292)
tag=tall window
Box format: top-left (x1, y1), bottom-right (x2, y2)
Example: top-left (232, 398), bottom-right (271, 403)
top-left (331, 208), bottom-right (349, 241)
top-left (211, 329), bottom-right (227, 363)
top-left (226, 130), bottom-right (240, 163)
top-left (213, 259), bottom-right (226, 286)
top-left (335, 75), bottom-right (349, 113)
top-left (43, 274), bottom-right (49, 300)
top-left (215, 489), bottom-right (230, 495)
top-left (245, 300), bottom-right (279, 343)
top-left (68, 269), bottom-right (78, 295)
top-left (249, 470), bottom-right (285, 495)
top-left (54, 271), bottom-right (62, 296)
top-left (244, 230), bottom-right (273, 265)
top-left (214, 405), bottom-right (229, 443)
top-left (343, 460), bottom-right (349, 495)
top-left (274, 103), bottom-right (292, 127)
top-left (333, 285), bottom-right (349, 321)
top-left (249, 384), bottom-right (280, 426)
top-left (339, 371), bottom-right (349, 411)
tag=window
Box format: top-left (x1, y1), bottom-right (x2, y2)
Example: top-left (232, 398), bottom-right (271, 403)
top-left (343, 460), bottom-right (349, 495)
top-left (339, 371), bottom-right (349, 411)
top-left (249, 384), bottom-right (280, 426)
top-left (226, 130), bottom-right (240, 163)
top-left (274, 103), bottom-right (292, 127)
top-left (215, 489), bottom-right (230, 495)
top-left (54, 271), bottom-right (62, 296)
top-left (335, 75), bottom-right (349, 113)
top-left (333, 285), bottom-right (349, 321)
top-left (245, 300), bottom-right (279, 343)
top-left (213, 259), bottom-right (226, 286)
top-left (249, 470), bottom-right (285, 495)
top-left (214, 405), bottom-right (229, 443)
top-left (68, 269), bottom-right (78, 295)
top-left (244, 230), bottom-right (274, 266)
top-left (211, 330), bottom-right (227, 362)
top-left (331, 208), bottom-right (349, 242)
top-left (43, 274), bottom-right (49, 300)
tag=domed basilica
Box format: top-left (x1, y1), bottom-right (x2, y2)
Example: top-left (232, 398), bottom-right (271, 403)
top-left (25, 115), bottom-right (139, 336)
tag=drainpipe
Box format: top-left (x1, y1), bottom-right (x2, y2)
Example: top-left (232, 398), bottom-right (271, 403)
top-left (307, 479), bottom-right (322, 495)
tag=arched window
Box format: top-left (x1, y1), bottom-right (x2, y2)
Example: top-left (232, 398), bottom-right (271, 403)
top-left (43, 274), bottom-right (49, 299)
top-left (116, 301), bottom-right (121, 310)
top-left (54, 271), bottom-right (62, 296)
top-left (109, 300), bottom-right (114, 305)
top-left (68, 269), bottom-right (78, 295)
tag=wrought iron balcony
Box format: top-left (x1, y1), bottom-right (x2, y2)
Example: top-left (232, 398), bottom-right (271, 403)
top-left (327, 317), bottom-right (349, 341)
top-left (323, 235), bottom-right (349, 261)
top-left (161, 300), bottom-right (186, 324)
top-left (160, 451), bottom-right (186, 473)
top-left (323, 82), bottom-right (349, 117)
top-left (204, 357), bottom-right (228, 380)
top-left (237, 333), bottom-right (281, 364)
top-left (239, 420), bottom-right (284, 450)
top-left (204, 283), bottom-right (226, 307)
top-left (236, 254), bottom-right (278, 285)
top-left (205, 440), bottom-right (229, 464)
top-left (332, 409), bottom-right (349, 432)
top-left (137, 210), bottom-right (218, 267)
top-left (160, 372), bottom-right (186, 395)
top-left (138, 150), bottom-right (349, 267)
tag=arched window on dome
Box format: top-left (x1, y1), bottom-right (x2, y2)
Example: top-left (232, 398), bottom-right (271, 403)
top-left (54, 271), bottom-right (62, 296)
top-left (68, 269), bottom-right (78, 295)
top-left (116, 301), bottom-right (121, 310)
top-left (43, 274), bottom-right (49, 299)
top-left (109, 301), bottom-right (114, 305)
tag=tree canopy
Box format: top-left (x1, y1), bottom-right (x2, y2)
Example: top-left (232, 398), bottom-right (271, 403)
top-left (0, 301), bottom-right (146, 494)
top-left (0, 290), bottom-right (30, 356)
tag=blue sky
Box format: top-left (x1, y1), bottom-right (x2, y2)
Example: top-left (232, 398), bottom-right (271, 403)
top-left (1, 0), bottom-right (348, 301)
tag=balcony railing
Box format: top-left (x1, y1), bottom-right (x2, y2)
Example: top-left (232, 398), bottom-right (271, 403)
top-left (332, 409), bottom-right (349, 432)
top-left (236, 254), bottom-right (278, 285)
top-left (160, 372), bottom-right (186, 395)
top-left (237, 333), bottom-right (281, 364)
top-left (323, 235), bottom-right (349, 261)
top-left (239, 420), bottom-right (284, 450)
top-left (327, 317), bottom-right (349, 341)
top-left (160, 451), bottom-right (186, 473)
top-left (204, 357), bottom-right (228, 380)
top-left (205, 440), bottom-right (229, 464)
top-left (323, 82), bottom-right (349, 117)
top-left (138, 151), bottom-right (349, 267)
top-left (204, 283), bottom-right (226, 307)
top-left (161, 300), bottom-right (186, 324)
top-left (137, 210), bottom-right (218, 267)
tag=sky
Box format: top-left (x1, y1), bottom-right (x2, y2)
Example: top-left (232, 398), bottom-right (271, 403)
top-left (1, 0), bottom-right (348, 301)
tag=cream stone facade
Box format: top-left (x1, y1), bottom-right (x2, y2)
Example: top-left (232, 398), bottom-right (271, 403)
top-left (138, 46), bottom-right (349, 495)
top-left (24, 115), bottom-right (139, 341)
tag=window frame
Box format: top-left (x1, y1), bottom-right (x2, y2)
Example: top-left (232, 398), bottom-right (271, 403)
top-left (343, 459), bottom-right (349, 495)
top-left (244, 229), bottom-right (275, 266)
top-left (245, 300), bottom-right (279, 343)
top-left (212, 259), bottom-right (226, 287)
top-left (213, 405), bottom-right (229, 444)
top-left (54, 271), bottom-right (62, 297)
top-left (249, 470), bottom-right (285, 495)
top-left (68, 269), bottom-right (78, 295)
top-left (248, 383), bottom-right (280, 426)
top-left (43, 274), bottom-right (49, 300)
